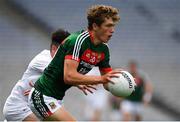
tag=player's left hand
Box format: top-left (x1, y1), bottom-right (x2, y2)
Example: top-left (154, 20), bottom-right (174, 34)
top-left (77, 85), bottom-right (97, 95)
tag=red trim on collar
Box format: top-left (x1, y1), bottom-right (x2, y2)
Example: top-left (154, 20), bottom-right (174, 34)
top-left (88, 30), bottom-right (94, 43)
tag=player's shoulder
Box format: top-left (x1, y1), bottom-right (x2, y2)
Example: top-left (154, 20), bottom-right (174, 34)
top-left (29, 50), bottom-right (51, 66)
top-left (67, 30), bottom-right (89, 42)
top-left (138, 69), bottom-right (150, 81)
top-left (33, 50), bottom-right (50, 60)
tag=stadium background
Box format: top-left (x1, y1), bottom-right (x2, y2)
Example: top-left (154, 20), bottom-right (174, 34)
top-left (0, 0), bottom-right (180, 120)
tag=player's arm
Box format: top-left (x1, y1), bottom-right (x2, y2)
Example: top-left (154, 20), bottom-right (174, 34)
top-left (63, 34), bottom-right (119, 85)
top-left (143, 80), bottom-right (153, 105)
top-left (142, 72), bottom-right (153, 105)
top-left (64, 59), bottom-right (119, 85)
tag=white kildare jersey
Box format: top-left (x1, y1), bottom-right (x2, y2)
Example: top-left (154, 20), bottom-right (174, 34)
top-left (3, 50), bottom-right (52, 121)
top-left (20, 49), bottom-right (52, 101)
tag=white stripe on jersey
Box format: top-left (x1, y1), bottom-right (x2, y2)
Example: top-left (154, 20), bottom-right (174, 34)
top-left (74, 32), bottom-right (89, 60)
top-left (72, 31), bottom-right (89, 60)
top-left (76, 34), bottom-right (89, 60)
top-left (72, 31), bottom-right (87, 59)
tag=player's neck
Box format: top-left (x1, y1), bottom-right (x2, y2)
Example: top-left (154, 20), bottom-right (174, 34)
top-left (88, 30), bottom-right (101, 46)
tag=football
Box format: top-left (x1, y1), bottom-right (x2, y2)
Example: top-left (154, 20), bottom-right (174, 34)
top-left (107, 71), bottom-right (136, 97)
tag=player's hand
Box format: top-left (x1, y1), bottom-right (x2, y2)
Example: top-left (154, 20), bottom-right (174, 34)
top-left (101, 69), bottom-right (122, 84)
top-left (23, 89), bottom-right (31, 96)
top-left (77, 85), bottom-right (97, 95)
top-left (29, 80), bottom-right (34, 87)
top-left (143, 93), bottom-right (152, 107)
top-left (23, 80), bottom-right (34, 96)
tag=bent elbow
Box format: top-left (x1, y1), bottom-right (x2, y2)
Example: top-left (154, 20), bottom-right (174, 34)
top-left (64, 73), bottom-right (73, 85)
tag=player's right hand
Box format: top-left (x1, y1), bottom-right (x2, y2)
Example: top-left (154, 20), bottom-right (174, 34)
top-left (101, 69), bottom-right (122, 84)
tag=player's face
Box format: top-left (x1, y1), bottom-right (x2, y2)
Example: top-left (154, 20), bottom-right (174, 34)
top-left (95, 18), bottom-right (116, 43)
top-left (129, 63), bottom-right (137, 73)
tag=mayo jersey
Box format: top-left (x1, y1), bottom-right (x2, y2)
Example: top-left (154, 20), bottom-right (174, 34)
top-left (126, 70), bottom-right (150, 102)
top-left (35, 30), bottom-right (112, 100)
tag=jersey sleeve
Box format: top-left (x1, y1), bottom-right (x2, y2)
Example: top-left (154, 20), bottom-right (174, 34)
top-left (98, 45), bottom-right (112, 73)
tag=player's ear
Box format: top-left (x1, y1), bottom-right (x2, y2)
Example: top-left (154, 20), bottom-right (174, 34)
top-left (92, 23), bottom-right (99, 31)
top-left (52, 45), bottom-right (58, 51)
top-left (51, 45), bottom-right (58, 58)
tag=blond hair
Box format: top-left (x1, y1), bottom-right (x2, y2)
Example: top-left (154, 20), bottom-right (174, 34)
top-left (87, 5), bottom-right (120, 30)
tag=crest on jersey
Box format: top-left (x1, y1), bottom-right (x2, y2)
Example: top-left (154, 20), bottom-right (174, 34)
top-left (49, 102), bottom-right (56, 109)
top-left (81, 49), bottom-right (104, 65)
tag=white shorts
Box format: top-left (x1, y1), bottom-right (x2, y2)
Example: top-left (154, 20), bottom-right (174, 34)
top-left (121, 100), bottom-right (143, 115)
top-left (28, 88), bottom-right (63, 120)
top-left (3, 82), bottom-right (33, 121)
top-left (85, 89), bottom-right (108, 110)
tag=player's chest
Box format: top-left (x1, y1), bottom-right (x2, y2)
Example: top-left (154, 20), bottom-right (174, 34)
top-left (80, 49), bottom-right (105, 65)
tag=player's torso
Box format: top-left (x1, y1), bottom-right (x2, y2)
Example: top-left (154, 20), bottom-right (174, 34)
top-left (127, 71), bottom-right (145, 101)
top-left (52, 30), bottom-right (107, 78)
top-left (76, 39), bottom-right (106, 74)
top-left (35, 30), bottom-right (108, 99)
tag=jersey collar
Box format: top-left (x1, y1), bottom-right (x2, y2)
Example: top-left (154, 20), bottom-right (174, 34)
top-left (88, 30), bottom-right (94, 44)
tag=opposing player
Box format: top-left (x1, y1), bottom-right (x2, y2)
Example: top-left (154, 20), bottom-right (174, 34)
top-left (121, 60), bottom-right (153, 121)
top-left (3, 29), bottom-right (70, 121)
top-left (28, 5), bottom-right (120, 121)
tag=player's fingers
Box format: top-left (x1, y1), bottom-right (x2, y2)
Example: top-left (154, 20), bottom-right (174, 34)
top-left (23, 90), bottom-right (31, 96)
top-left (86, 85), bottom-right (97, 90)
top-left (110, 70), bottom-right (122, 74)
top-left (107, 77), bottom-right (115, 84)
top-left (29, 80), bottom-right (34, 87)
top-left (85, 88), bottom-right (94, 94)
top-left (82, 89), bottom-right (88, 95)
top-left (114, 68), bottom-right (124, 71)
top-left (77, 85), bottom-right (83, 90)
top-left (109, 74), bottom-right (120, 78)
top-left (83, 86), bottom-right (94, 93)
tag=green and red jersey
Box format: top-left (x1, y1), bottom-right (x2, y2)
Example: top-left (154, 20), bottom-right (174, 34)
top-left (126, 70), bottom-right (150, 102)
top-left (34, 30), bottom-right (112, 100)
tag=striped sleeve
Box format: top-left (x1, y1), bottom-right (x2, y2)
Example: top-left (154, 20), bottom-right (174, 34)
top-left (65, 31), bottom-right (89, 62)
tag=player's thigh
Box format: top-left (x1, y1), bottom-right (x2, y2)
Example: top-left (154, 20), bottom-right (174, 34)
top-left (134, 102), bottom-right (143, 115)
top-left (29, 88), bottom-right (76, 121)
top-left (3, 98), bottom-right (33, 121)
top-left (44, 106), bottom-right (76, 121)
top-left (23, 113), bottom-right (39, 121)
top-left (121, 100), bottom-right (133, 114)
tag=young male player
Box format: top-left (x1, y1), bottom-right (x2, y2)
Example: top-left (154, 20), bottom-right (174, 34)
top-left (28, 5), bottom-right (120, 121)
top-left (121, 60), bottom-right (153, 121)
